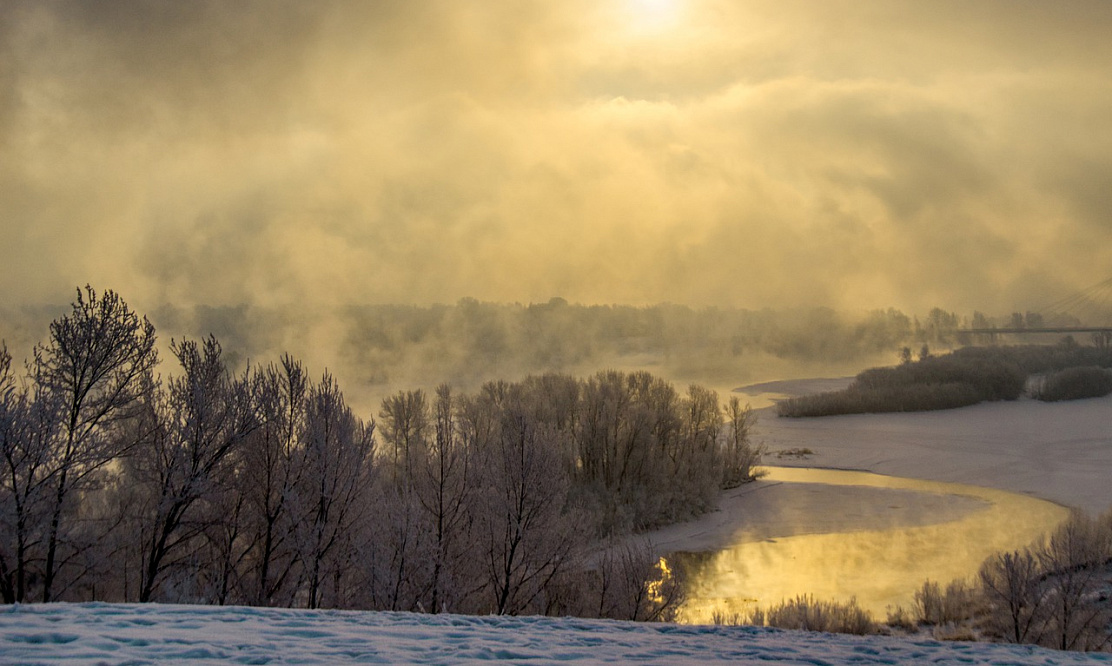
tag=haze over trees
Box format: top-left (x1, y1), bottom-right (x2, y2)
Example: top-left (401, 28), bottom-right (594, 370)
top-left (9, 296), bottom-right (1088, 423)
top-left (0, 300), bottom-right (929, 412)
top-left (0, 287), bottom-right (755, 621)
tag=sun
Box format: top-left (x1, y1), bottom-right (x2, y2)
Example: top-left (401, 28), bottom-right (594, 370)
top-left (625, 0), bottom-right (683, 32)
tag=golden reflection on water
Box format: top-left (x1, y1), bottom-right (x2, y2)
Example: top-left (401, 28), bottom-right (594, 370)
top-left (674, 466), bottom-right (1070, 623)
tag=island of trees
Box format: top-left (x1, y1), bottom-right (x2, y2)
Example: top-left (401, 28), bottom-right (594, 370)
top-left (778, 343), bottom-right (1112, 417)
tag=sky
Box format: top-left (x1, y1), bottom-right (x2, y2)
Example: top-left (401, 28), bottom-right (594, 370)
top-left (3, 0), bottom-right (1112, 316)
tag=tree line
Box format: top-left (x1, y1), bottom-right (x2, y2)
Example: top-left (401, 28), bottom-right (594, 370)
top-left (4, 296), bottom-right (1023, 416)
top-left (0, 287), bottom-right (760, 618)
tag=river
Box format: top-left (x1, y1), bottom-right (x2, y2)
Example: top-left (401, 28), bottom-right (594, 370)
top-left (672, 466), bottom-right (1070, 623)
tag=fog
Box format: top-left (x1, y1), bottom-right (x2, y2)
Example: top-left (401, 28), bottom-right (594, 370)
top-left (676, 468), bottom-right (1069, 622)
top-left (0, 299), bottom-right (914, 416)
top-left (3, 0), bottom-right (1112, 321)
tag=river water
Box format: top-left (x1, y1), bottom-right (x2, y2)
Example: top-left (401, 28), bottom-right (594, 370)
top-left (673, 466), bottom-right (1070, 623)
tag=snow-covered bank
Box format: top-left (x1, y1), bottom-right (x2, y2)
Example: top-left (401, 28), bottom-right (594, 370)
top-left (749, 384), bottom-right (1112, 514)
top-left (3, 602), bottom-right (1111, 665)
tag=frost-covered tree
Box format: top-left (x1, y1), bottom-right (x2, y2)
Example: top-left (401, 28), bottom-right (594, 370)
top-left (721, 397), bottom-right (762, 489)
top-left (0, 343), bottom-right (55, 603)
top-left (678, 384), bottom-right (722, 511)
top-left (379, 390), bottom-right (429, 486)
top-left (32, 287), bottom-right (158, 602)
top-left (290, 373), bottom-right (374, 609)
top-left (585, 541), bottom-right (685, 622)
top-left (979, 512), bottom-right (1112, 651)
top-left (239, 356), bottom-right (308, 606)
top-left (979, 549), bottom-right (1048, 645)
top-left (413, 385), bottom-right (475, 613)
top-left (574, 371), bottom-right (727, 531)
top-left (126, 336), bottom-right (256, 603)
top-left (367, 389), bottom-right (431, 612)
top-left (475, 387), bottom-right (578, 615)
top-left (1036, 512), bottom-right (1111, 651)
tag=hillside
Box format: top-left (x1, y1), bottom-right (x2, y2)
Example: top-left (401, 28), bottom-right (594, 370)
top-left (2, 603), bottom-right (1110, 665)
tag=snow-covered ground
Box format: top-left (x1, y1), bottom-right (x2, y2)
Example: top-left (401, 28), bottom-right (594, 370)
top-left (3, 602), bottom-right (1111, 665)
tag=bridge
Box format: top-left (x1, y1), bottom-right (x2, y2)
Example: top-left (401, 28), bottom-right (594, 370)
top-left (958, 276), bottom-right (1112, 345)
top-left (966, 327), bottom-right (1112, 335)
top-left (963, 327), bottom-right (1112, 348)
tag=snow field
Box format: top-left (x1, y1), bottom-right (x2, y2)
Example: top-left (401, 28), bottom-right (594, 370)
top-left (3, 603), bottom-right (1112, 665)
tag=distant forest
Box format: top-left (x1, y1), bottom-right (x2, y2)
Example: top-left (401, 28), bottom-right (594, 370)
top-left (2, 298), bottom-right (1028, 410)
top-left (5, 296), bottom-right (1079, 405)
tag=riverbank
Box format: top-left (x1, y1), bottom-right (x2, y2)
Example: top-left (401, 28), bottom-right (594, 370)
top-left (638, 377), bottom-right (1110, 560)
top-left (628, 379), bottom-right (1109, 621)
top-left (747, 378), bottom-right (1112, 514)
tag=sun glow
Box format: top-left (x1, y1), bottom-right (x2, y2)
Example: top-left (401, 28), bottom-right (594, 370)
top-left (625, 0), bottom-right (683, 32)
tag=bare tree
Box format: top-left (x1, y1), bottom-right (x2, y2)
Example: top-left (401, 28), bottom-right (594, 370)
top-left (240, 356), bottom-right (308, 606)
top-left (589, 541), bottom-right (685, 621)
top-left (721, 397), bottom-right (762, 488)
top-left (414, 384), bottom-right (474, 613)
top-left (0, 343), bottom-right (56, 602)
top-left (979, 549), bottom-right (1049, 645)
top-left (369, 390), bottom-right (432, 611)
top-left (363, 478), bottom-right (431, 612)
top-left (379, 390), bottom-right (428, 485)
top-left (477, 391), bottom-right (578, 615)
top-left (0, 344), bottom-right (24, 602)
top-left (1036, 512), bottom-right (1112, 651)
top-left (196, 481), bottom-right (250, 605)
top-left (678, 384), bottom-right (721, 512)
top-left (576, 371), bottom-right (674, 531)
top-left (32, 286), bottom-right (158, 602)
top-left (127, 336), bottom-right (256, 603)
top-left (291, 372), bottom-right (374, 609)
top-left (980, 513), bottom-right (1112, 651)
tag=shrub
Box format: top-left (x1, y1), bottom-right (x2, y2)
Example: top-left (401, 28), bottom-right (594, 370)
top-left (710, 610), bottom-right (747, 626)
top-left (760, 595), bottom-right (877, 635)
top-left (1033, 366), bottom-right (1112, 402)
top-left (778, 351), bottom-right (1026, 417)
top-left (933, 624), bottom-right (978, 642)
top-left (777, 382), bottom-right (984, 417)
top-left (913, 579), bottom-right (976, 626)
top-left (885, 605), bottom-right (917, 632)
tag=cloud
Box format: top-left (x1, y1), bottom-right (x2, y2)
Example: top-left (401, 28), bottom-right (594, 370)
top-left (2, 0), bottom-right (1111, 319)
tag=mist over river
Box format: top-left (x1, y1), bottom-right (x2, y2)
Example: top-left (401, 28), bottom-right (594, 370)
top-left (673, 467), bottom-right (1069, 622)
